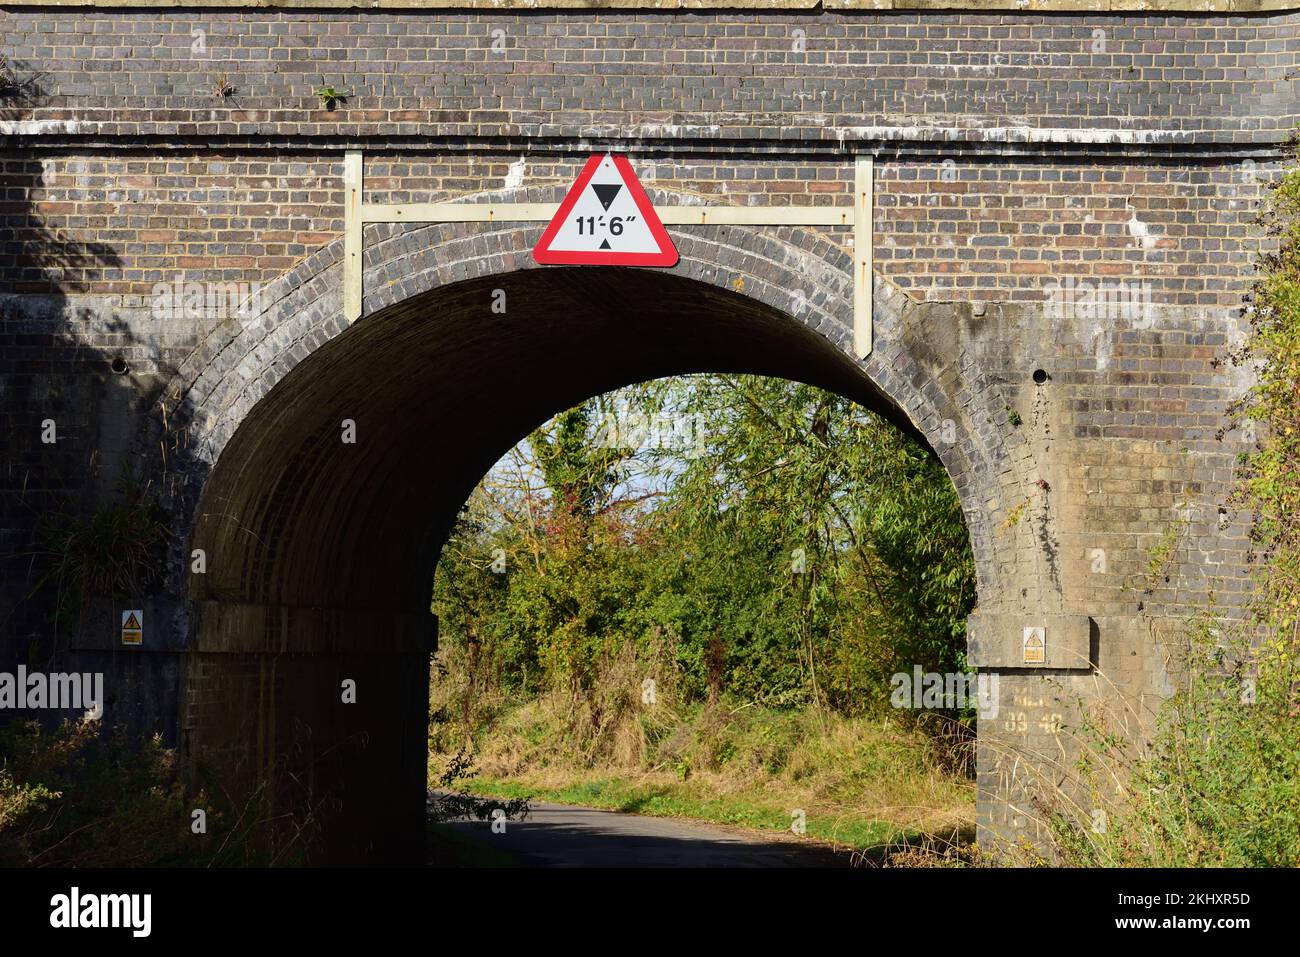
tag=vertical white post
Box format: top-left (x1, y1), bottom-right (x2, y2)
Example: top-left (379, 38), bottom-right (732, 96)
top-left (344, 151), bottom-right (363, 323)
top-left (854, 154), bottom-right (873, 359)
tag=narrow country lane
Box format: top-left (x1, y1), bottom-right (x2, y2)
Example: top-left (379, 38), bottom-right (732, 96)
top-left (437, 799), bottom-right (855, 868)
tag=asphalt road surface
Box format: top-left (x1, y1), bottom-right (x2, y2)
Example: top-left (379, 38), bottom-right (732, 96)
top-left (438, 799), bottom-right (854, 867)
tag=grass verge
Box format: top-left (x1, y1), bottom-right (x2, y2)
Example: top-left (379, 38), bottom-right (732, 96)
top-left (430, 681), bottom-right (975, 856)
top-left (459, 771), bottom-right (927, 851)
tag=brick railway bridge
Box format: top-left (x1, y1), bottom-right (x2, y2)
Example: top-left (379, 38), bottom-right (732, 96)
top-left (0, 0), bottom-right (1294, 862)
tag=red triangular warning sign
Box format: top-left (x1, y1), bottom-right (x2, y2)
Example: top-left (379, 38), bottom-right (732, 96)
top-left (533, 154), bottom-right (678, 267)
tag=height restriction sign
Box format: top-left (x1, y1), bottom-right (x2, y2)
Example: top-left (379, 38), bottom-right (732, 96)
top-left (533, 154), bottom-right (678, 267)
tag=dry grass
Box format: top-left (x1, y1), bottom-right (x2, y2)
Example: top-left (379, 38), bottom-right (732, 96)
top-left (428, 641), bottom-right (975, 852)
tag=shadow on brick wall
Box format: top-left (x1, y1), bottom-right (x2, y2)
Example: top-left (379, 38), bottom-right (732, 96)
top-left (0, 55), bottom-right (47, 119)
top-left (0, 137), bottom-right (186, 729)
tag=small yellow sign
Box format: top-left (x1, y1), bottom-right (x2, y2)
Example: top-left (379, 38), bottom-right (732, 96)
top-left (1022, 627), bottom-right (1045, 664)
top-left (122, 610), bottom-right (143, 646)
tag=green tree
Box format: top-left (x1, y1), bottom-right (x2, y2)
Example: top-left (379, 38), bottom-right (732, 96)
top-left (433, 374), bottom-right (976, 721)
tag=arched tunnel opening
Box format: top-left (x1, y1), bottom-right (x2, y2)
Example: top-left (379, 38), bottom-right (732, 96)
top-left (184, 266), bottom-right (965, 864)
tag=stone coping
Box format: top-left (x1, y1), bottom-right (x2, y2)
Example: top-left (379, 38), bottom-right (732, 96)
top-left (0, 0), bottom-right (1295, 13)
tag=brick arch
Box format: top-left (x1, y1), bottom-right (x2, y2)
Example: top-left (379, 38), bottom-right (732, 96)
top-left (165, 185), bottom-right (1030, 615)
top-left (162, 188), bottom-right (1040, 863)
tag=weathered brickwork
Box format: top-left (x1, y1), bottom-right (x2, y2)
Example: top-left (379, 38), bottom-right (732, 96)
top-left (0, 153), bottom-right (1273, 306)
top-left (877, 162), bottom-right (1272, 304)
top-left (2, 12), bottom-right (1297, 142)
top-left (0, 6), bottom-right (1292, 861)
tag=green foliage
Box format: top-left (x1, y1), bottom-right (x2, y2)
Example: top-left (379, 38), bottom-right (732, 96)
top-left (0, 771), bottom-right (56, 833)
top-left (1223, 146), bottom-right (1300, 634)
top-left (427, 747), bottom-right (530, 826)
top-left (433, 412), bottom-right (648, 698)
top-left (1139, 511), bottom-right (1188, 592)
top-left (428, 371), bottom-right (981, 861)
top-left (312, 86), bottom-right (349, 109)
top-left (0, 719), bottom-right (212, 867)
top-left (432, 374), bottom-right (976, 727)
top-left (1049, 625), bottom-right (1299, 866)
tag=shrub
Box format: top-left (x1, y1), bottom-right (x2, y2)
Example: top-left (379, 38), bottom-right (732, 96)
top-left (0, 719), bottom-right (210, 867)
top-left (1046, 624), bottom-right (1298, 867)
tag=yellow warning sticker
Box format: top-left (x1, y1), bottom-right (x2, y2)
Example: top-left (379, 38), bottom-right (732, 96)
top-left (122, 609), bottom-right (143, 646)
top-left (1022, 627), bottom-right (1045, 664)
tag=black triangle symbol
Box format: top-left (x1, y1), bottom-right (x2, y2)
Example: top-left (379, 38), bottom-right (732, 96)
top-left (599, 239), bottom-right (611, 250)
top-left (592, 184), bottom-right (622, 212)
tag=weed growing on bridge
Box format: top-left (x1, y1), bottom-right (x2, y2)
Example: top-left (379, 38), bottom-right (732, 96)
top-left (1222, 145), bottom-right (1300, 628)
top-left (313, 84), bottom-right (349, 110)
top-left (1122, 511), bottom-right (1190, 597)
top-left (999, 498), bottom-right (1030, 532)
top-left (28, 468), bottom-right (169, 637)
